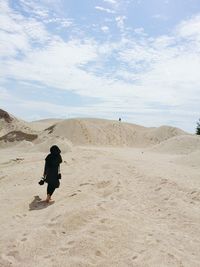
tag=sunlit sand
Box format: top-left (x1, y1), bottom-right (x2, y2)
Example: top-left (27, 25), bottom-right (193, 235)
top-left (0, 110), bottom-right (200, 266)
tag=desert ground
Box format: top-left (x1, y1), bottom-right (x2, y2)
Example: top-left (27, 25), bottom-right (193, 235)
top-left (0, 109), bottom-right (200, 267)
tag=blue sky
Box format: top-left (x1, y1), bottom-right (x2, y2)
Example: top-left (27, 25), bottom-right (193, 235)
top-left (0, 0), bottom-right (200, 132)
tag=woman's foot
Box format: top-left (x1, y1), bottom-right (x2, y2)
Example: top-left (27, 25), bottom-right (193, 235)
top-left (46, 194), bottom-right (51, 203)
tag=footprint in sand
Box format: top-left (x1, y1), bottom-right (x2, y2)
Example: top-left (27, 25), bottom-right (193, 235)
top-left (51, 215), bottom-right (61, 222)
top-left (67, 241), bottom-right (75, 245)
top-left (7, 250), bottom-right (21, 260)
top-left (114, 182), bottom-right (122, 193)
top-left (8, 244), bottom-right (17, 249)
top-left (69, 193), bottom-right (77, 197)
top-left (59, 247), bottom-right (68, 252)
top-left (14, 214), bottom-right (23, 219)
top-left (44, 255), bottom-right (51, 259)
top-left (0, 256), bottom-right (13, 266)
top-left (102, 190), bottom-right (113, 198)
top-left (79, 182), bottom-right (91, 186)
top-left (95, 250), bottom-right (102, 257)
top-left (160, 178), bottom-right (168, 185)
top-left (96, 202), bottom-right (106, 210)
top-left (0, 175), bottom-right (7, 180)
top-left (190, 191), bottom-right (200, 201)
top-left (100, 218), bottom-right (108, 224)
top-left (96, 181), bottom-right (111, 189)
top-left (48, 221), bottom-right (58, 227)
top-left (155, 187), bottom-right (162, 192)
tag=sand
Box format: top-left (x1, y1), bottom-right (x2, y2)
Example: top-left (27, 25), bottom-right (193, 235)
top-left (44, 118), bottom-right (187, 147)
top-left (0, 109), bottom-right (35, 138)
top-left (0, 111), bottom-right (200, 267)
top-left (29, 119), bottom-right (63, 131)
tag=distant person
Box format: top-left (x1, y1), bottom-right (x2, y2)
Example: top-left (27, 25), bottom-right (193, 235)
top-left (119, 118), bottom-right (121, 122)
top-left (43, 145), bottom-right (62, 203)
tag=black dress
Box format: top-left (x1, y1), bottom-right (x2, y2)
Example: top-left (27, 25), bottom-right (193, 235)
top-left (44, 153), bottom-right (62, 195)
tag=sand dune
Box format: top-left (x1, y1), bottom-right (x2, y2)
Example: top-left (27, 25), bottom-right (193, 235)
top-left (150, 134), bottom-right (200, 154)
top-left (0, 109), bottom-right (36, 137)
top-left (175, 150), bottom-right (200, 168)
top-left (0, 131), bottom-right (38, 149)
top-left (44, 118), bottom-right (187, 147)
top-left (32, 136), bottom-right (72, 153)
top-left (0, 133), bottom-right (72, 153)
top-left (0, 110), bottom-right (200, 267)
top-left (0, 109), bottom-right (188, 149)
top-left (29, 118), bottom-right (63, 131)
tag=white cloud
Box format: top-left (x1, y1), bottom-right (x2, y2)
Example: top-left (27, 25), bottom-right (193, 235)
top-left (0, 1), bottom-right (50, 60)
top-left (101, 26), bottom-right (109, 33)
top-left (44, 17), bottom-right (73, 28)
top-left (1, 1), bottom-right (200, 132)
top-left (175, 14), bottom-right (200, 40)
top-left (103, 0), bottom-right (119, 9)
top-left (134, 27), bottom-right (145, 34)
top-left (19, 0), bottom-right (49, 19)
top-left (103, 0), bottom-right (118, 4)
top-left (95, 6), bottom-right (115, 14)
top-left (19, 0), bottom-right (74, 28)
top-left (115, 16), bottom-right (126, 31)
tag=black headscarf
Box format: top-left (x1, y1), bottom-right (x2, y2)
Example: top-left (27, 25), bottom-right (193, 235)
top-left (46, 145), bottom-right (62, 166)
top-left (50, 145), bottom-right (61, 155)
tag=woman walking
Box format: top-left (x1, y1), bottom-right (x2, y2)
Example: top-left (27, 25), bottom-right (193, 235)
top-left (43, 145), bottom-right (62, 202)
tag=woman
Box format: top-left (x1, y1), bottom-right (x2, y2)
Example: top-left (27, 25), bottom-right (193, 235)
top-left (43, 145), bottom-right (62, 203)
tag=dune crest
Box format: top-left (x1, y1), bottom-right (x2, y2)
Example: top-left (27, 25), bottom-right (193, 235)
top-left (0, 109), bottom-right (13, 123)
top-left (0, 109), bottom-right (189, 150)
top-left (44, 118), bottom-right (187, 147)
top-left (29, 118), bottom-right (63, 131)
top-left (0, 109), bottom-right (36, 137)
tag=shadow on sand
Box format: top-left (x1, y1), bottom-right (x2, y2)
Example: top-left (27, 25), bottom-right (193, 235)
top-left (29, 195), bottom-right (54, 211)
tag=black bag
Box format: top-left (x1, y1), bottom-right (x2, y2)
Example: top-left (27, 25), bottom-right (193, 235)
top-left (38, 177), bottom-right (46, 185)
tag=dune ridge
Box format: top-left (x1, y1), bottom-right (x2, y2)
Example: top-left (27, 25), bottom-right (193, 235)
top-left (0, 109), bottom-right (36, 137)
top-left (29, 118), bottom-right (63, 131)
top-left (0, 109), bottom-right (190, 152)
top-left (44, 118), bottom-right (187, 147)
top-left (150, 134), bottom-right (200, 154)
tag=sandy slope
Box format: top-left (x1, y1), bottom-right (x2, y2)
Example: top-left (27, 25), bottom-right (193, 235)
top-left (29, 119), bottom-right (63, 131)
top-left (0, 144), bottom-right (200, 267)
top-left (149, 135), bottom-right (200, 154)
top-left (44, 118), bottom-right (187, 147)
top-left (0, 112), bottom-right (199, 266)
top-left (0, 110), bottom-right (35, 137)
top-left (1, 117), bottom-right (187, 154)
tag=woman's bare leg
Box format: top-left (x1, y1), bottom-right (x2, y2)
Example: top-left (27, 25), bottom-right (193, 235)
top-left (46, 194), bottom-right (51, 203)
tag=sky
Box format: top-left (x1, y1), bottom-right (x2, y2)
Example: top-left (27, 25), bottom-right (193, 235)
top-left (0, 0), bottom-right (200, 133)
